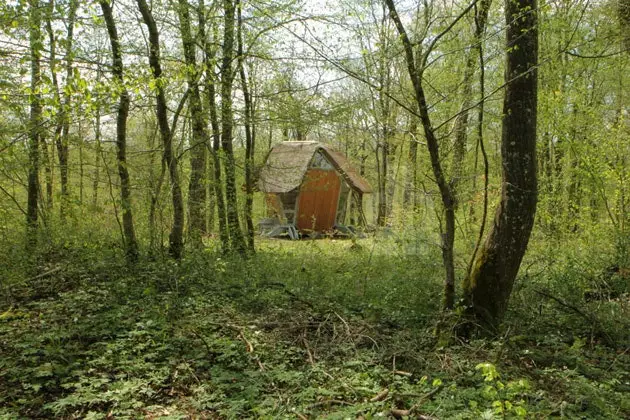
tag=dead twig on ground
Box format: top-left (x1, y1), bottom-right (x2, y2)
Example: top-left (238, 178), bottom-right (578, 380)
top-left (390, 385), bottom-right (443, 418)
top-left (27, 266), bottom-right (61, 282)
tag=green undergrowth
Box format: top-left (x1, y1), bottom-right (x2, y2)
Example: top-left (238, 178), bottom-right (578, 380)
top-left (0, 236), bottom-right (628, 419)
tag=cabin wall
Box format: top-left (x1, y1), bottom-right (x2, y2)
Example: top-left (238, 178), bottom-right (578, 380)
top-left (296, 169), bottom-right (341, 231)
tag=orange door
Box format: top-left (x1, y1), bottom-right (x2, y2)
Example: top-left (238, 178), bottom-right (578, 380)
top-left (296, 169), bottom-right (341, 232)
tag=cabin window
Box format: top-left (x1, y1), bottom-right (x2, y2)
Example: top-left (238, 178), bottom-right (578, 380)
top-left (309, 151), bottom-right (335, 170)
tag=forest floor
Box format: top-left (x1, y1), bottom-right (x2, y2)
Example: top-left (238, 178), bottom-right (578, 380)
top-left (0, 235), bottom-right (629, 419)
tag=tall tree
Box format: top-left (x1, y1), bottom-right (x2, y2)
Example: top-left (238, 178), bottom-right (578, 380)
top-left (463, 0), bottom-right (539, 332)
top-left (137, 0), bottom-right (185, 259)
top-left (199, 0), bottom-right (230, 250)
top-left (100, 0), bottom-right (139, 262)
top-left (221, 0), bottom-right (246, 253)
top-left (47, 0), bottom-right (77, 222)
top-left (26, 0), bottom-right (42, 249)
top-left (450, 0), bottom-right (492, 208)
top-left (44, 0), bottom-right (76, 221)
top-left (385, 0), bottom-right (458, 309)
top-left (237, 0), bottom-right (256, 252)
top-left (177, 0), bottom-right (207, 248)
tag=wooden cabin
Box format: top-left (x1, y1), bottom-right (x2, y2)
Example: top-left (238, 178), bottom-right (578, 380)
top-left (258, 141), bottom-right (372, 234)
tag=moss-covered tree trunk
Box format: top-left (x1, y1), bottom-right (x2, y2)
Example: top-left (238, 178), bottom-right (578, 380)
top-left (177, 0), bottom-right (207, 248)
top-left (463, 0), bottom-right (539, 332)
top-left (100, 0), bottom-right (139, 262)
top-left (26, 0), bottom-right (42, 249)
top-left (221, 0), bottom-right (246, 254)
top-left (137, 0), bottom-right (185, 259)
top-left (237, 0), bottom-right (255, 252)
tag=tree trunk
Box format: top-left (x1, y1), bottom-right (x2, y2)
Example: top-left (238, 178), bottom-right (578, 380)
top-left (100, 0), bottom-right (139, 262)
top-left (41, 135), bottom-right (53, 211)
top-left (221, 0), bottom-right (246, 254)
top-left (385, 0), bottom-right (457, 310)
top-left (237, 0), bottom-right (255, 252)
top-left (177, 0), bottom-right (207, 248)
top-left (200, 0), bottom-right (230, 250)
top-left (27, 0), bottom-right (42, 249)
top-left (44, 1), bottom-right (62, 218)
top-left (620, 0), bottom-right (630, 52)
top-left (462, 0), bottom-right (539, 332)
top-left (93, 81), bottom-right (101, 210)
top-left (450, 0), bottom-right (491, 208)
top-left (403, 116), bottom-right (418, 208)
top-left (137, 0), bottom-right (185, 259)
top-left (59, 0), bottom-right (77, 222)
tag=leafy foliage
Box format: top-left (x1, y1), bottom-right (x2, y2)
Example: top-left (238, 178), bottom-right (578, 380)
top-left (1, 237), bottom-right (628, 418)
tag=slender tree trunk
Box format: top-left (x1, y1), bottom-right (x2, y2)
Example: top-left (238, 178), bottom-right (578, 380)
top-left (93, 85), bottom-right (101, 209)
top-left (148, 122), bottom-right (162, 255)
top-left (137, 0), bottom-right (185, 259)
top-left (377, 140), bottom-right (388, 226)
top-left (44, 1), bottom-right (60, 216)
top-left (200, 0), bottom-right (230, 250)
top-left (41, 135), bottom-right (53, 211)
top-left (237, 0), bottom-right (255, 252)
top-left (385, 0), bottom-right (457, 310)
top-left (58, 0), bottom-right (77, 222)
top-left (27, 0), bottom-right (42, 249)
top-left (451, 0), bottom-right (491, 208)
top-left (462, 0), bottom-right (539, 332)
top-left (403, 116), bottom-right (418, 208)
top-left (100, 0), bottom-right (139, 262)
top-left (177, 0), bottom-right (207, 248)
top-left (78, 119), bottom-right (84, 209)
top-left (619, 0), bottom-right (630, 54)
top-left (221, 0), bottom-right (246, 253)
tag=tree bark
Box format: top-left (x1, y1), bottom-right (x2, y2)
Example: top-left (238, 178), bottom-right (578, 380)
top-left (403, 116), bottom-right (418, 208)
top-left (137, 0), bottom-right (185, 259)
top-left (27, 0), bottom-right (42, 249)
top-left (177, 0), bottom-right (207, 248)
top-left (237, 0), bottom-right (256, 252)
top-left (100, 0), bottom-right (139, 262)
top-left (221, 0), bottom-right (246, 253)
top-left (462, 0), bottom-right (539, 332)
top-left (92, 71), bottom-right (102, 210)
top-left (200, 0), bottom-right (230, 250)
top-left (41, 135), bottom-right (53, 211)
top-left (58, 0), bottom-right (77, 222)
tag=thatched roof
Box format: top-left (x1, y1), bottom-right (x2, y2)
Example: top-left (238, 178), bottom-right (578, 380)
top-left (258, 141), bottom-right (372, 194)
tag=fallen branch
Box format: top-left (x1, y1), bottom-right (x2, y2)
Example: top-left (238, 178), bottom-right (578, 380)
top-left (302, 333), bottom-right (315, 365)
top-left (27, 267), bottom-right (61, 282)
top-left (306, 399), bottom-right (351, 409)
top-left (390, 409), bottom-right (437, 420)
top-left (390, 385), bottom-right (443, 418)
top-left (370, 388), bottom-right (389, 402)
top-left (205, 321), bottom-right (265, 370)
top-left (534, 289), bottom-right (616, 347)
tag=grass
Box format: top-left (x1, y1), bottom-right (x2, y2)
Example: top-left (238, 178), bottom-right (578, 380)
top-left (0, 233), bottom-right (628, 419)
